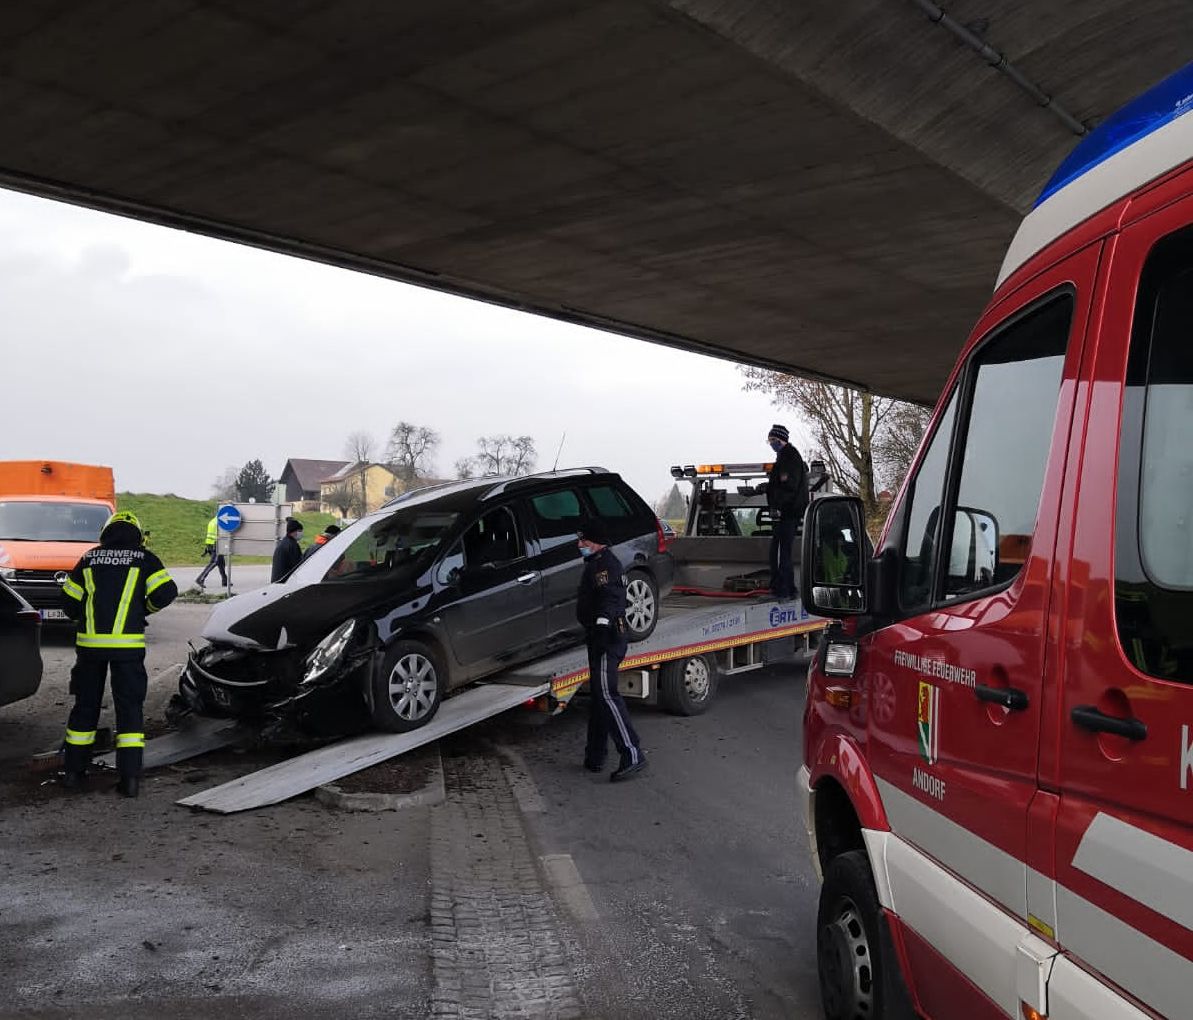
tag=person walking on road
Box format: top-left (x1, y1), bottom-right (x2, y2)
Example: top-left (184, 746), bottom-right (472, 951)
top-left (271, 517), bottom-right (304, 582)
top-left (59, 511), bottom-right (178, 797)
top-left (576, 519), bottom-right (646, 783)
top-left (195, 514), bottom-right (227, 589)
top-left (763, 423), bottom-right (809, 601)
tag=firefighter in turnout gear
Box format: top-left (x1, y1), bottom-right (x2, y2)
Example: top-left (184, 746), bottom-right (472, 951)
top-left (576, 519), bottom-right (647, 782)
top-left (59, 511), bottom-right (178, 797)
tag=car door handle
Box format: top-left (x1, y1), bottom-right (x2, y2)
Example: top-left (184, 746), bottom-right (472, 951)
top-left (974, 684), bottom-right (1029, 711)
top-left (516, 572), bottom-right (540, 585)
top-left (1071, 705), bottom-right (1147, 741)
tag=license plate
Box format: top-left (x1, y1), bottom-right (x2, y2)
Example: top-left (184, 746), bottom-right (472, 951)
top-left (39, 608), bottom-right (68, 621)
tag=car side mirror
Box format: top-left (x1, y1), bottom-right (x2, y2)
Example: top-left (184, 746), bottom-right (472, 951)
top-left (949, 506), bottom-right (999, 589)
top-left (800, 495), bottom-right (868, 616)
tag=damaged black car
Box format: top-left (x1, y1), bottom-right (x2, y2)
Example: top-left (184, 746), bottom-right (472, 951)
top-left (178, 470), bottom-right (674, 735)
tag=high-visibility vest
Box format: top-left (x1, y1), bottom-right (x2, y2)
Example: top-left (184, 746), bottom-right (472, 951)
top-left (206, 517), bottom-right (218, 545)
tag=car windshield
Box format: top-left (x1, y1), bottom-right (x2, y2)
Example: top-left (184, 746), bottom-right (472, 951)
top-left (290, 505), bottom-right (461, 585)
top-left (0, 501), bottom-right (110, 542)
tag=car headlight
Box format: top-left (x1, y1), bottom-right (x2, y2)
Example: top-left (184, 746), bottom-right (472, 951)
top-left (302, 619), bottom-right (358, 685)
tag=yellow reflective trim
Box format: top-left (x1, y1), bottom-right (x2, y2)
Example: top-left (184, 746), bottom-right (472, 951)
top-left (115, 732), bottom-right (145, 749)
top-left (112, 567), bottom-right (141, 636)
top-left (83, 568), bottom-right (96, 635)
top-left (76, 633), bottom-right (146, 649)
top-left (65, 729), bottom-right (96, 746)
top-left (62, 578), bottom-right (84, 601)
top-left (145, 569), bottom-right (172, 595)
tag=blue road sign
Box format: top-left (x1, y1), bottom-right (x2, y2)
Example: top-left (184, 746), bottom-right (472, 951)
top-left (216, 504), bottom-right (243, 532)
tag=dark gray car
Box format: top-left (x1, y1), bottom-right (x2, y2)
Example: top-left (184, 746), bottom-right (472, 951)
top-left (0, 578), bottom-right (43, 708)
top-left (180, 468), bottom-right (673, 734)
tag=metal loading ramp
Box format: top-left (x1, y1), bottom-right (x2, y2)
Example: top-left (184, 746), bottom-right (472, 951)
top-left (177, 680), bottom-right (548, 814)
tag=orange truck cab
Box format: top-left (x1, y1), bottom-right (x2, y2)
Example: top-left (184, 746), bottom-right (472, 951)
top-left (0, 461), bottom-right (116, 623)
top-left (799, 63), bottom-right (1193, 1019)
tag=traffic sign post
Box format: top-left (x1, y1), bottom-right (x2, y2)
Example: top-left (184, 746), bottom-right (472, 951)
top-left (212, 502), bottom-right (294, 597)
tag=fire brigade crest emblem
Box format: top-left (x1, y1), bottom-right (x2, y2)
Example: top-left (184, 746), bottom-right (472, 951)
top-left (917, 681), bottom-right (940, 765)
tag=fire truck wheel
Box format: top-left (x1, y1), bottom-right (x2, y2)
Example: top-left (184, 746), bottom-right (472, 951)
top-left (817, 850), bottom-right (916, 1020)
top-left (659, 653), bottom-right (718, 715)
top-left (370, 640), bottom-right (445, 733)
top-left (625, 570), bottom-right (659, 641)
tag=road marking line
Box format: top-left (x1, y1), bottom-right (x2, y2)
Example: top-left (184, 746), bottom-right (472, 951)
top-left (541, 853), bottom-right (600, 923)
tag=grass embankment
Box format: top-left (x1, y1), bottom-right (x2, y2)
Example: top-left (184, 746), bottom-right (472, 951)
top-left (117, 493), bottom-right (337, 565)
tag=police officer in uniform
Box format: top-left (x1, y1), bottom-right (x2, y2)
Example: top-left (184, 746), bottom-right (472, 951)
top-left (60, 511), bottom-right (178, 797)
top-left (576, 519), bottom-right (647, 782)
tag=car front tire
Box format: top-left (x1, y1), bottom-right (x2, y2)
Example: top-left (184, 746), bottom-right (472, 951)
top-left (370, 640), bottom-right (446, 732)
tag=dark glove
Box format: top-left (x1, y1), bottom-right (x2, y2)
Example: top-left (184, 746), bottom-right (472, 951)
top-left (756, 481), bottom-right (768, 494)
top-left (203, 545), bottom-right (213, 556)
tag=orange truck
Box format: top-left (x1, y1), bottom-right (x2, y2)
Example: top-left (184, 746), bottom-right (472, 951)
top-left (0, 461), bottom-right (116, 622)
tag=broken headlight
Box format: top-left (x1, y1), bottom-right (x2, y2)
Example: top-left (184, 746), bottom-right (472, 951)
top-left (302, 619), bottom-right (358, 685)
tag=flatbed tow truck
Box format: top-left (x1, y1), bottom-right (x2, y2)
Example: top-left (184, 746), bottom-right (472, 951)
top-left (166, 463), bottom-right (829, 813)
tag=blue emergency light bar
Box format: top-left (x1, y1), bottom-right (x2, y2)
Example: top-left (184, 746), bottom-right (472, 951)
top-left (1036, 61), bottom-right (1193, 208)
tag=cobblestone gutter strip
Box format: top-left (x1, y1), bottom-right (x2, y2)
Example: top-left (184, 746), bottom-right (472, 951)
top-left (430, 753), bottom-right (585, 1019)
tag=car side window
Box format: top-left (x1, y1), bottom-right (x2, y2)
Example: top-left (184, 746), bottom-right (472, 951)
top-left (587, 485), bottom-right (633, 518)
top-left (1116, 226), bottom-right (1193, 685)
top-left (529, 489), bottom-right (584, 550)
top-left (461, 506), bottom-right (524, 568)
top-left (941, 295), bottom-right (1072, 600)
top-left (898, 390), bottom-right (958, 611)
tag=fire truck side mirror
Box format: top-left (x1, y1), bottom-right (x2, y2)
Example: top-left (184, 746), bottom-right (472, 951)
top-left (801, 496), bottom-right (868, 617)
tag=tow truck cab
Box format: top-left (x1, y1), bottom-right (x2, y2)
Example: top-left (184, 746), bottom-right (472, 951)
top-left (799, 64), bottom-right (1193, 1019)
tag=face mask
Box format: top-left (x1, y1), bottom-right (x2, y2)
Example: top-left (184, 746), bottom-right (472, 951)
top-left (295, 531), bottom-right (303, 541)
top-left (768, 439), bottom-right (783, 453)
top-left (579, 546), bottom-right (594, 558)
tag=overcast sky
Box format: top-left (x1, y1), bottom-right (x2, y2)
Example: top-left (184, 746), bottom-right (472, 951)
top-left (0, 186), bottom-right (812, 508)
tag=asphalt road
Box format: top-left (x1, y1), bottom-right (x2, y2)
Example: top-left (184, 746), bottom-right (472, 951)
top-left (1, 603), bottom-right (824, 1019)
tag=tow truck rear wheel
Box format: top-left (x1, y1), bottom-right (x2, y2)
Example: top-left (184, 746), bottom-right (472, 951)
top-left (371, 640), bottom-right (445, 732)
top-left (817, 850), bottom-right (916, 1020)
top-left (625, 570), bottom-right (659, 641)
top-left (659, 653), bottom-right (718, 715)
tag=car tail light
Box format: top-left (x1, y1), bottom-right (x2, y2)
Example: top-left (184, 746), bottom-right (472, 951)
top-left (17, 609), bottom-right (42, 627)
top-left (655, 518), bottom-right (668, 553)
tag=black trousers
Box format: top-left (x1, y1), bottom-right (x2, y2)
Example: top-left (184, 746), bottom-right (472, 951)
top-left (64, 651), bottom-right (148, 777)
top-left (768, 513), bottom-right (799, 599)
top-left (196, 547), bottom-right (227, 585)
top-left (585, 639), bottom-right (642, 768)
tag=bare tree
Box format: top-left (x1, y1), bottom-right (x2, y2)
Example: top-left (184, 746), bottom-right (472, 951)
top-left (323, 482), bottom-right (361, 518)
top-left (386, 422), bottom-right (440, 483)
top-left (474, 434), bottom-right (537, 476)
top-left (741, 368), bottom-right (930, 531)
top-left (344, 431), bottom-right (376, 510)
top-left (211, 465), bottom-right (239, 502)
top-left (454, 457), bottom-right (477, 480)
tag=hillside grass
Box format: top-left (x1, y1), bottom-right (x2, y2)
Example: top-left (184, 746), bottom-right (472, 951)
top-left (117, 493), bottom-right (337, 565)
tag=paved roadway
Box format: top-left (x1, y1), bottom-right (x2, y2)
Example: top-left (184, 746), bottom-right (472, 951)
top-left (0, 601), bottom-right (824, 1019)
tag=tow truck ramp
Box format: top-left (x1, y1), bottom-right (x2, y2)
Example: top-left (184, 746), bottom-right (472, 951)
top-left (177, 680), bottom-right (549, 814)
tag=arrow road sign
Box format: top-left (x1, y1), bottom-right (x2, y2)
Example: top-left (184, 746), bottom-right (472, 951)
top-left (216, 504), bottom-right (243, 532)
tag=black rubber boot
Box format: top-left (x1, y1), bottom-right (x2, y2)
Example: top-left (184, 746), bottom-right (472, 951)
top-left (59, 770), bottom-right (87, 791)
top-left (116, 774), bottom-right (140, 799)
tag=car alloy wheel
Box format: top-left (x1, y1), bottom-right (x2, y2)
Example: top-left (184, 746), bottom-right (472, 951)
top-left (626, 576), bottom-right (656, 633)
top-left (387, 653), bottom-right (440, 722)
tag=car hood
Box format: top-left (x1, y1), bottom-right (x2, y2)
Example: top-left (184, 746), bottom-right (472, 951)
top-left (201, 574), bottom-right (424, 650)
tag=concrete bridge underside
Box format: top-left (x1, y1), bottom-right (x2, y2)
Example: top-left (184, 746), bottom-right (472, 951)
top-left (1, 1), bottom-right (1188, 402)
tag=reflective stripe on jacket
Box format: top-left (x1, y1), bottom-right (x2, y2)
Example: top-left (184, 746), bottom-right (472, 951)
top-left (61, 546), bottom-right (178, 652)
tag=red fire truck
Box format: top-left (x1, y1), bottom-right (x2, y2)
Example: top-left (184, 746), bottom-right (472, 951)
top-left (799, 63), bottom-right (1193, 1019)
